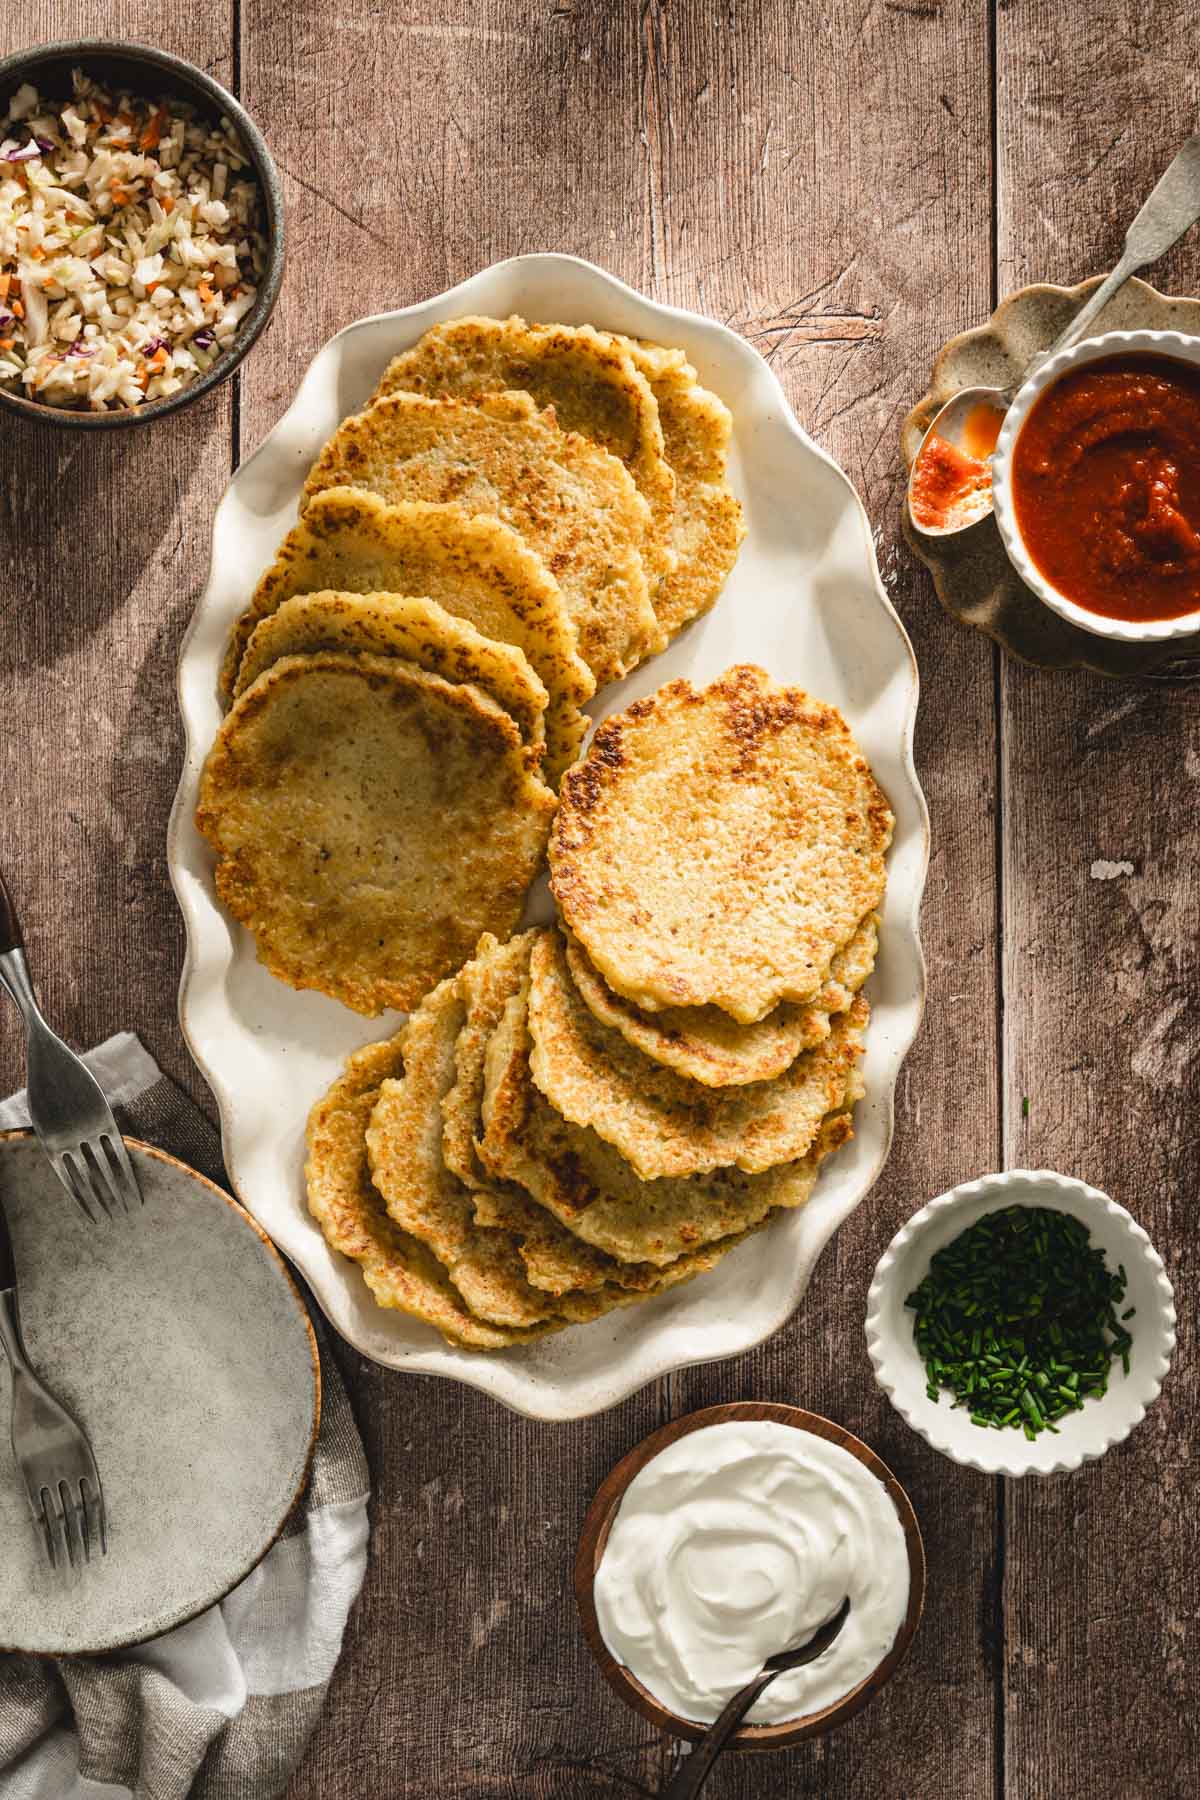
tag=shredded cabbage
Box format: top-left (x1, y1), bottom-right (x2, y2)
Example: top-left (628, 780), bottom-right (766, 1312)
top-left (0, 68), bottom-right (267, 409)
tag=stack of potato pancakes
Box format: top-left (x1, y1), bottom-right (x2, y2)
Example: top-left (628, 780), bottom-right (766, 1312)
top-left (306, 666), bottom-right (893, 1351)
top-left (195, 315), bottom-right (744, 1014)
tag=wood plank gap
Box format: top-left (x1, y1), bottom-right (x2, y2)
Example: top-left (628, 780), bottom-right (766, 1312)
top-left (987, 8), bottom-right (1007, 1800)
top-left (992, 1474), bottom-right (1007, 1800)
top-left (987, 0), bottom-right (999, 315)
top-left (231, 0), bottom-right (243, 472)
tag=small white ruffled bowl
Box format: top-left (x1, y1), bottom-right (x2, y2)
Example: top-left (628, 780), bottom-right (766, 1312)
top-left (991, 328), bottom-right (1200, 644)
top-left (865, 1170), bottom-right (1176, 1476)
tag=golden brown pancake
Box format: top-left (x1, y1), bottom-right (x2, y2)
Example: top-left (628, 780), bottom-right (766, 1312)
top-left (619, 337), bottom-right (745, 637)
top-left (526, 930), bottom-right (869, 1179)
top-left (305, 1034), bottom-right (550, 1349)
top-left (444, 931), bottom-right (723, 1297)
top-left (302, 390), bottom-right (662, 686)
top-left (366, 968), bottom-right (715, 1328)
top-left (196, 651), bottom-right (555, 1015)
top-left (233, 590), bottom-right (548, 760)
top-left (550, 665), bottom-right (893, 1021)
top-left (562, 915), bottom-right (878, 1088)
top-left (477, 955), bottom-right (862, 1266)
top-left (371, 314), bottom-right (677, 593)
top-left (222, 490), bottom-right (593, 783)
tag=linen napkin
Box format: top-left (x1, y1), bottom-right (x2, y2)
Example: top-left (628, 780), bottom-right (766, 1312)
top-left (0, 1033), bottom-right (369, 1800)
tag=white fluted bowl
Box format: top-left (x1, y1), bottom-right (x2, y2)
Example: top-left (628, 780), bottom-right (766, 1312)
top-left (991, 329), bottom-right (1200, 644)
top-left (865, 1170), bottom-right (1176, 1476)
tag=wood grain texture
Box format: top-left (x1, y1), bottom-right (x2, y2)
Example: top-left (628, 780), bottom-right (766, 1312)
top-left (0, 7), bottom-right (233, 1115)
top-left (238, 6), bottom-right (666, 1795)
top-left (1, 1), bottom-right (1196, 1796)
top-left (663, 3), bottom-right (1001, 1796)
top-left (996, 6), bottom-right (1200, 1798)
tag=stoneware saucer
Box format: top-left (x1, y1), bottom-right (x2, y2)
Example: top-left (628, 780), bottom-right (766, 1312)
top-left (573, 1401), bottom-right (925, 1750)
top-left (0, 1133), bottom-right (320, 1654)
top-left (902, 276), bottom-right (1200, 678)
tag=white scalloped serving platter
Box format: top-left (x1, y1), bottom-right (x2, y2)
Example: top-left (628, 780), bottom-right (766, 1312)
top-left (167, 254), bottom-right (928, 1420)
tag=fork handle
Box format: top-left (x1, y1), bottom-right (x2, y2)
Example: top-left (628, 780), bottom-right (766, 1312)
top-left (0, 866), bottom-right (22, 955)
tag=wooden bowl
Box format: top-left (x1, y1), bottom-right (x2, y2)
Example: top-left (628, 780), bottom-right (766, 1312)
top-left (574, 1401), bottom-right (926, 1750)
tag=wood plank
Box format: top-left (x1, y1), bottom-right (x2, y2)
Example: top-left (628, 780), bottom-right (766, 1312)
top-left (246, 0), bottom-right (1001, 1793)
top-left (663, 2), bottom-right (1001, 1795)
top-left (996, 5), bottom-right (1200, 1796)
top-left (254, 0), bottom-right (997, 1788)
top-left (0, 8), bottom-right (234, 1115)
top-left (239, 5), bottom-right (663, 1795)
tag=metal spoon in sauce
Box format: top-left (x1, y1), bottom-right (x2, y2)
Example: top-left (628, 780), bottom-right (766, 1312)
top-left (907, 132), bottom-right (1200, 541)
top-left (660, 1597), bottom-right (851, 1799)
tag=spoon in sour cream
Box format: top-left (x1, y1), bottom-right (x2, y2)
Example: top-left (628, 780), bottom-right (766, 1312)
top-left (660, 1597), bottom-right (851, 1800)
top-left (907, 131), bottom-right (1200, 541)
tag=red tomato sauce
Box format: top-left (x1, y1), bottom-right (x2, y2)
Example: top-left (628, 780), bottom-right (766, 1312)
top-left (910, 402), bottom-right (1004, 531)
top-left (1012, 354), bottom-right (1200, 621)
top-left (910, 435), bottom-right (990, 530)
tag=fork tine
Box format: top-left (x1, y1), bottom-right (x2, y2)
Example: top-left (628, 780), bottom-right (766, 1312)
top-left (58, 1480), bottom-right (83, 1568)
top-left (61, 1148), bottom-right (112, 1222)
top-left (70, 1481), bottom-right (92, 1564)
top-left (50, 1151), bottom-right (100, 1224)
top-left (39, 1483), bottom-right (76, 1570)
top-left (81, 1473), bottom-right (107, 1557)
top-left (112, 1134), bottom-right (142, 1210)
top-left (83, 1139), bottom-right (125, 1218)
top-left (99, 1132), bottom-right (141, 1212)
top-left (52, 1481), bottom-right (77, 1570)
top-left (36, 1487), bottom-right (59, 1569)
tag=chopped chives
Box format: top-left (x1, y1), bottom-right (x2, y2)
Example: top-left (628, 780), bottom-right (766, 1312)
top-left (905, 1205), bottom-right (1133, 1439)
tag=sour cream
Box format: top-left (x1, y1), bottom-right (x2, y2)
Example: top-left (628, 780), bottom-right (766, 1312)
top-left (593, 1420), bottom-right (910, 1726)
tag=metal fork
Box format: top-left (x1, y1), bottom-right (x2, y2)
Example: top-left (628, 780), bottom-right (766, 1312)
top-left (0, 864), bottom-right (142, 1220)
top-left (0, 1192), bottom-right (106, 1567)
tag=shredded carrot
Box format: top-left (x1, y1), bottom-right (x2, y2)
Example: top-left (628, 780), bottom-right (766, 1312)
top-left (11, 299), bottom-right (25, 320)
top-left (28, 245), bottom-right (45, 261)
top-left (145, 281), bottom-right (159, 294)
top-left (136, 364), bottom-right (149, 388)
top-left (160, 195), bottom-right (174, 214)
top-left (147, 346), bottom-right (168, 370)
top-left (197, 281), bottom-right (215, 304)
top-left (110, 184), bottom-right (128, 207)
top-left (140, 106), bottom-right (168, 152)
top-left (0, 274), bottom-right (10, 301)
top-left (0, 339), bottom-right (13, 352)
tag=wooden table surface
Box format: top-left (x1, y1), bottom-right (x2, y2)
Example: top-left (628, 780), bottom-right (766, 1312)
top-left (2, 4), bottom-right (1196, 1796)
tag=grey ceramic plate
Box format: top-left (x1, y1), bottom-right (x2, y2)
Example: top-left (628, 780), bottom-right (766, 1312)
top-left (902, 275), bottom-right (1200, 678)
top-left (0, 1134), bottom-right (319, 1655)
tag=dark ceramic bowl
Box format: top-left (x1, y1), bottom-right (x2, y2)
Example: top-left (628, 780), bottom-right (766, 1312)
top-left (0, 39), bottom-right (284, 429)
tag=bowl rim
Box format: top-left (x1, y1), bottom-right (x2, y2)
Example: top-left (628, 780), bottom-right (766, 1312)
top-left (865, 1168), bottom-right (1178, 1477)
top-left (0, 37), bottom-right (284, 429)
top-left (573, 1400), bottom-right (926, 1750)
top-left (991, 327), bottom-right (1200, 642)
